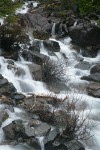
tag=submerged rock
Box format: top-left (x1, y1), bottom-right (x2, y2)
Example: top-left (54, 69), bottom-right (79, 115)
top-left (75, 61), bottom-right (91, 70)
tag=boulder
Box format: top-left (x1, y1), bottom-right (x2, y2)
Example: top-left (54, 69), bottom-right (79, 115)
top-left (25, 13), bottom-right (52, 39)
top-left (3, 122), bottom-right (15, 140)
top-left (11, 93), bottom-right (25, 100)
top-left (87, 82), bottom-right (100, 98)
top-left (0, 80), bottom-right (16, 96)
top-left (27, 63), bottom-right (42, 81)
top-left (0, 78), bottom-right (8, 86)
top-left (55, 21), bottom-right (68, 38)
top-left (21, 50), bottom-right (50, 65)
top-left (25, 125), bottom-right (35, 137)
top-left (3, 119), bottom-right (25, 140)
top-left (28, 138), bottom-right (41, 150)
top-left (44, 128), bottom-right (58, 144)
top-left (69, 24), bottom-right (100, 46)
top-left (68, 24), bottom-right (100, 57)
top-left (43, 40), bottom-right (60, 52)
top-left (90, 65), bottom-right (100, 74)
top-left (29, 40), bottom-right (40, 53)
top-left (75, 61), bottom-right (91, 70)
top-left (0, 110), bottom-right (9, 126)
top-left (81, 73), bottom-right (100, 82)
top-left (34, 123), bottom-right (51, 136)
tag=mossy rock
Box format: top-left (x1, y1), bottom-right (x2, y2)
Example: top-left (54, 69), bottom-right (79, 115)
top-left (33, 30), bottom-right (50, 40)
top-left (5, 15), bottom-right (20, 24)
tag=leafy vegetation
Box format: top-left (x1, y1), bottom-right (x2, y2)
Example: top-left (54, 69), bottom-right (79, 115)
top-left (38, 0), bottom-right (100, 15)
top-left (0, 0), bottom-right (22, 17)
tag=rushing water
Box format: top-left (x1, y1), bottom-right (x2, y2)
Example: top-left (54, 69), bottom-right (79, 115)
top-left (0, 36), bottom-right (100, 149)
top-left (0, 2), bottom-right (100, 149)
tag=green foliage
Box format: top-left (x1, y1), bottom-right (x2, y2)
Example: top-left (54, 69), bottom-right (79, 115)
top-left (97, 19), bottom-right (100, 27)
top-left (0, 0), bottom-right (23, 17)
top-left (79, 0), bottom-right (100, 15)
top-left (38, 0), bottom-right (100, 15)
top-left (5, 15), bottom-right (19, 24)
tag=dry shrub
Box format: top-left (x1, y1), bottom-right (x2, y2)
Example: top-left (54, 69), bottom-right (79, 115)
top-left (43, 59), bottom-right (68, 83)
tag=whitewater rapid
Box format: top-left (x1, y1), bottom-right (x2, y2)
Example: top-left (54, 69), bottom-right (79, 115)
top-left (0, 36), bottom-right (100, 149)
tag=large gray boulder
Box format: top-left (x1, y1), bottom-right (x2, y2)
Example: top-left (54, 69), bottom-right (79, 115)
top-left (25, 13), bottom-right (50, 31)
top-left (69, 24), bottom-right (100, 46)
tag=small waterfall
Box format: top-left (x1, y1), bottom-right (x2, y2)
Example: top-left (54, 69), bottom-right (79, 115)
top-left (51, 23), bottom-right (56, 37)
top-left (37, 137), bottom-right (44, 150)
top-left (74, 21), bottom-right (77, 26)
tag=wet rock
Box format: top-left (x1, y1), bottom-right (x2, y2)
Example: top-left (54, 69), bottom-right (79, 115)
top-left (3, 119), bottom-right (26, 140)
top-left (68, 24), bottom-right (100, 56)
top-left (7, 59), bottom-right (14, 65)
top-left (67, 16), bottom-right (76, 27)
top-left (27, 63), bottom-right (42, 81)
top-left (64, 140), bottom-right (85, 150)
top-left (29, 40), bottom-right (40, 53)
top-left (45, 142), bottom-right (67, 150)
top-left (0, 78), bottom-right (8, 86)
top-left (90, 65), bottom-right (100, 74)
top-left (0, 110), bottom-right (9, 126)
top-left (44, 128), bottom-right (58, 144)
top-left (3, 123), bottom-right (15, 140)
top-left (88, 12), bottom-right (99, 20)
top-left (43, 40), bottom-right (60, 52)
top-left (55, 21), bottom-right (68, 38)
top-left (25, 125), bottom-right (35, 137)
top-left (22, 50), bottom-right (50, 65)
top-left (0, 74), bottom-right (3, 79)
top-left (0, 79), bottom-right (16, 96)
top-left (11, 93), bottom-right (25, 100)
top-left (30, 119), bottom-right (41, 127)
top-left (32, 114), bottom-right (40, 120)
top-left (25, 13), bottom-right (52, 38)
top-left (81, 46), bottom-right (100, 58)
top-left (87, 82), bottom-right (100, 98)
top-left (69, 24), bottom-right (100, 45)
top-left (81, 73), bottom-right (100, 82)
top-left (28, 138), bottom-right (41, 150)
top-left (75, 61), bottom-right (91, 70)
top-left (35, 123), bottom-right (51, 136)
